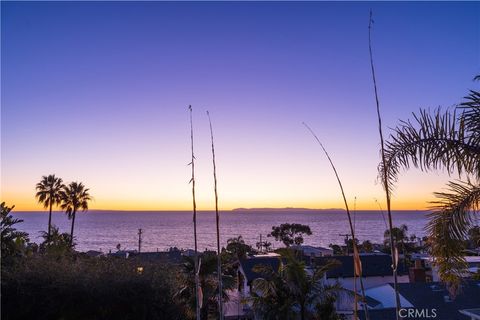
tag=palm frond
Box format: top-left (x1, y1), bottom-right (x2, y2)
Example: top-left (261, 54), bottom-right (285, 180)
top-left (459, 89), bottom-right (480, 153)
top-left (426, 179), bottom-right (480, 296)
top-left (381, 108), bottom-right (480, 192)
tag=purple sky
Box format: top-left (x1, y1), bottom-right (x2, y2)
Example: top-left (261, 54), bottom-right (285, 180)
top-left (2, 1), bottom-right (479, 210)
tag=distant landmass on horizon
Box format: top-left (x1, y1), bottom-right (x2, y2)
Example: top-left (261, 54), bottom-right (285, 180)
top-left (231, 207), bottom-right (345, 212)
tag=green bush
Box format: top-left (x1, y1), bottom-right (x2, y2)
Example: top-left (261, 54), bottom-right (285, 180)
top-left (2, 254), bottom-right (186, 320)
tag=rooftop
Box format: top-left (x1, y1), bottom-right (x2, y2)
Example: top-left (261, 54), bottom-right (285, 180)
top-left (360, 281), bottom-right (480, 320)
top-left (239, 256), bottom-right (283, 284)
top-left (314, 254), bottom-right (408, 278)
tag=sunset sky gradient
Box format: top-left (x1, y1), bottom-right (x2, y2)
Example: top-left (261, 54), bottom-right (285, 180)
top-left (2, 1), bottom-right (479, 211)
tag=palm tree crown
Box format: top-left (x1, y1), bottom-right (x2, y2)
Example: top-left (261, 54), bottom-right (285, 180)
top-left (35, 174), bottom-right (64, 241)
top-left (381, 77), bottom-right (480, 295)
top-left (60, 182), bottom-right (91, 244)
top-left (250, 250), bottom-right (342, 320)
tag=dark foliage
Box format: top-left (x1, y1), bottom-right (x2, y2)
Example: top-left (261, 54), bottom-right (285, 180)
top-left (380, 76), bottom-right (480, 294)
top-left (1, 202), bottom-right (29, 259)
top-left (269, 223), bottom-right (312, 247)
top-left (2, 255), bottom-right (186, 320)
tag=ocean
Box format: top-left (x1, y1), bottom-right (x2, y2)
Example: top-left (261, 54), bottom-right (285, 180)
top-left (12, 210), bottom-right (429, 253)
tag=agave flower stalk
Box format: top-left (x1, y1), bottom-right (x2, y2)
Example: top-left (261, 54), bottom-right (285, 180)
top-left (368, 10), bottom-right (401, 319)
top-left (207, 111), bottom-right (224, 320)
top-left (303, 123), bottom-right (369, 320)
top-left (188, 105), bottom-right (201, 319)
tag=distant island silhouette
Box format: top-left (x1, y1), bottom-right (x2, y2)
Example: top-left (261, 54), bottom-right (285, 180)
top-left (231, 207), bottom-right (345, 212)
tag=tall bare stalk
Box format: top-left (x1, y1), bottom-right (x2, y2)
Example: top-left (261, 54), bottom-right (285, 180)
top-left (188, 105), bottom-right (201, 319)
top-left (207, 111), bottom-right (224, 320)
top-left (368, 10), bottom-right (401, 319)
top-left (303, 123), bottom-right (369, 320)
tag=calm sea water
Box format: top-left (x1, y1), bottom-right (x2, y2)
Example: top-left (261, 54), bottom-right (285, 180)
top-left (12, 210), bottom-right (429, 253)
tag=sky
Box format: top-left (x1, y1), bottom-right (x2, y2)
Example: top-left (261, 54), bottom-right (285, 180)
top-left (1, 1), bottom-right (479, 211)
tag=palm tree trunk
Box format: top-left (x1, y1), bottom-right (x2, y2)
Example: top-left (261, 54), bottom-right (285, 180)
top-left (70, 209), bottom-right (76, 246)
top-left (47, 200), bottom-right (53, 242)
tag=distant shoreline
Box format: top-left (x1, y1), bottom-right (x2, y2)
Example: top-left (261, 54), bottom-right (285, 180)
top-left (12, 208), bottom-right (430, 213)
top-left (231, 207), bottom-right (345, 212)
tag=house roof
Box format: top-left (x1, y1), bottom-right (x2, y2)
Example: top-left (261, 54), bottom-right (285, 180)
top-left (364, 284), bottom-right (414, 308)
top-left (343, 288), bottom-right (383, 308)
top-left (85, 250), bottom-right (103, 257)
top-left (292, 245), bottom-right (333, 251)
top-left (313, 254), bottom-right (407, 278)
top-left (291, 245), bottom-right (333, 256)
top-left (360, 281), bottom-right (480, 320)
top-left (239, 256), bottom-right (283, 284)
top-left (129, 250), bottom-right (183, 264)
top-left (460, 309), bottom-right (480, 320)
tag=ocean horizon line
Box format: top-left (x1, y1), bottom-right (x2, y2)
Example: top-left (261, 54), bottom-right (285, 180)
top-left (13, 208), bottom-right (431, 213)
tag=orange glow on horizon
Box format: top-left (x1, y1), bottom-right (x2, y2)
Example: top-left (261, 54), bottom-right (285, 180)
top-left (2, 192), bottom-right (433, 212)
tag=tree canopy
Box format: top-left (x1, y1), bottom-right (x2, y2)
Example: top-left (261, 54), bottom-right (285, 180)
top-left (269, 223), bottom-right (312, 247)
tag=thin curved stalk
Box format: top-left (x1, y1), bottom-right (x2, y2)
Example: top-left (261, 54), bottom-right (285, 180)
top-left (303, 123), bottom-right (369, 320)
top-left (188, 105), bottom-right (201, 319)
top-left (207, 111), bottom-right (224, 320)
top-left (368, 10), bottom-right (401, 319)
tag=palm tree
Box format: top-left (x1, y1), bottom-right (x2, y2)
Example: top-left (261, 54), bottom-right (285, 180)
top-left (39, 225), bottom-right (73, 255)
top-left (35, 174), bottom-right (64, 242)
top-left (384, 224), bottom-right (409, 271)
top-left (60, 182), bottom-right (91, 245)
top-left (380, 77), bottom-right (480, 295)
top-left (251, 251), bottom-right (343, 320)
top-left (226, 236), bottom-right (255, 260)
top-left (176, 253), bottom-right (235, 319)
top-left (384, 225), bottom-right (408, 249)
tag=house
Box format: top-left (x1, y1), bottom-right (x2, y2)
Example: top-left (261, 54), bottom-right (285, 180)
top-left (237, 255), bottom-right (283, 296)
top-left (129, 249), bottom-right (183, 264)
top-left (291, 245), bottom-right (334, 257)
top-left (84, 250), bottom-right (103, 257)
top-left (412, 254), bottom-right (480, 281)
top-left (223, 289), bottom-right (252, 320)
top-left (359, 281), bottom-right (480, 320)
top-left (223, 255), bottom-right (285, 319)
top-left (107, 249), bottom-right (136, 258)
top-left (232, 253), bottom-right (413, 319)
top-left (313, 254), bottom-right (409, 291)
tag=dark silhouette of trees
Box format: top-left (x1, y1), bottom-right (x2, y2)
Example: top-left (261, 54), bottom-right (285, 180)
top-left (35, 174), bottom-right (64, 242)
top-left (0, 202), bottom-right (29, 259)
top-left (250, 250), bottom-right (342, 320)
top-left (175, 253), bottom-right (235, 320)
top-left (269, 223), bottom-right (312, 247)
top-left (39, 225), bottom-right (74, 255)
top-left (225, 236), bottom-right (255, 259)
top-left (467, 226), bottom-right (480, 249)
top-left (60, 182), bottom-right (91, 245)
top-left (2, 254), bottom-right (186, 320)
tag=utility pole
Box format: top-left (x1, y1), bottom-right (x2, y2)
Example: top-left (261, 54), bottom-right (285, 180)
top-left (138, 228), bottom-right (143, 253)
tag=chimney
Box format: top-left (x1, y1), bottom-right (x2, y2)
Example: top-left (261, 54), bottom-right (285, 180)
top-left (415, 259), bottom-right (422, 269)
top-left (409, 259), bottom-right (426, 283)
